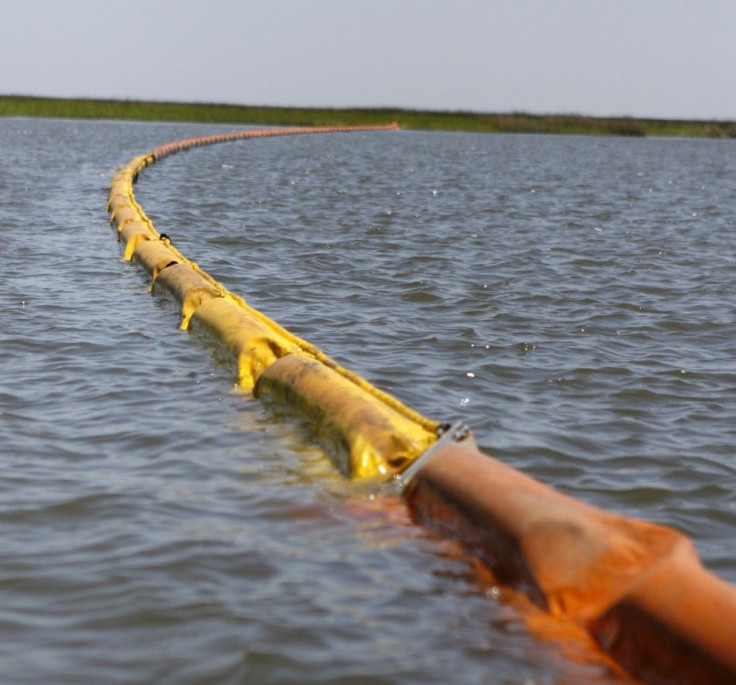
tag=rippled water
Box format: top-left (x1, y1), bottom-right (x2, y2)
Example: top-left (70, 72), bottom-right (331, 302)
top-left (2, 117), bottom-right (735, 683)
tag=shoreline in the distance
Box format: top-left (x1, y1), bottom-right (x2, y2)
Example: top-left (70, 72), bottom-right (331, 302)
top-left (2, 94), bottom-right (735, 138)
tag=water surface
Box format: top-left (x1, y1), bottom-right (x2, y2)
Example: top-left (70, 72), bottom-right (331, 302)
top-left (2, 118), bottom-right (735, 683)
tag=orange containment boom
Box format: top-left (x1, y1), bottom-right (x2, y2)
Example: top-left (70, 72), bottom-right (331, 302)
top-left (107, 125), bottom-right (736, 683)
top-left (400, 425), bottom-right (736, 683)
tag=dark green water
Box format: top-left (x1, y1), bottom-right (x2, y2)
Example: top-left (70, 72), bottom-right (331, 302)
top-left (1, 118), bottom-right (735, 683)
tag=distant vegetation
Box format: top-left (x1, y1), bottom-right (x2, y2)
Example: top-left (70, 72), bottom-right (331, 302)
top-left (2, 95), bottom-right (736, 138)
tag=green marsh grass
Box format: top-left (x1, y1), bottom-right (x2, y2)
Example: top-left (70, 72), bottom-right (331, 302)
top-left (2, 95), bottom-right (735, 138)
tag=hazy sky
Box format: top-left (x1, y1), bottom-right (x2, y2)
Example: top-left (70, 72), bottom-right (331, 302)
top-left (2, 0), bottom-right (735, 120)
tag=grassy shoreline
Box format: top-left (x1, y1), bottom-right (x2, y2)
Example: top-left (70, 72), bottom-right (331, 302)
top-left (2, 94), bottom-right (735, 138)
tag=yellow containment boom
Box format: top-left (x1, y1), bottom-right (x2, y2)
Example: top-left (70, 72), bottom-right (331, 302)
top-left (108, 124), bottom-right (736, 683)
top-left (108, 124), bottom-right (438, 480)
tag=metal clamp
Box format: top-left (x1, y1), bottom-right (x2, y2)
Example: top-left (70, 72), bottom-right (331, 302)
top-left (393, 420), bottom-right (473, 492)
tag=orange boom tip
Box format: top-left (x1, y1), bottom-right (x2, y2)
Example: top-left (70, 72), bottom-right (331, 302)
top-left (400, 429), bottom-right (736, 683)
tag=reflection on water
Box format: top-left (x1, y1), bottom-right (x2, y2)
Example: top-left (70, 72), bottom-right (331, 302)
top-left (1, 117), bottom-right (735, 682)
